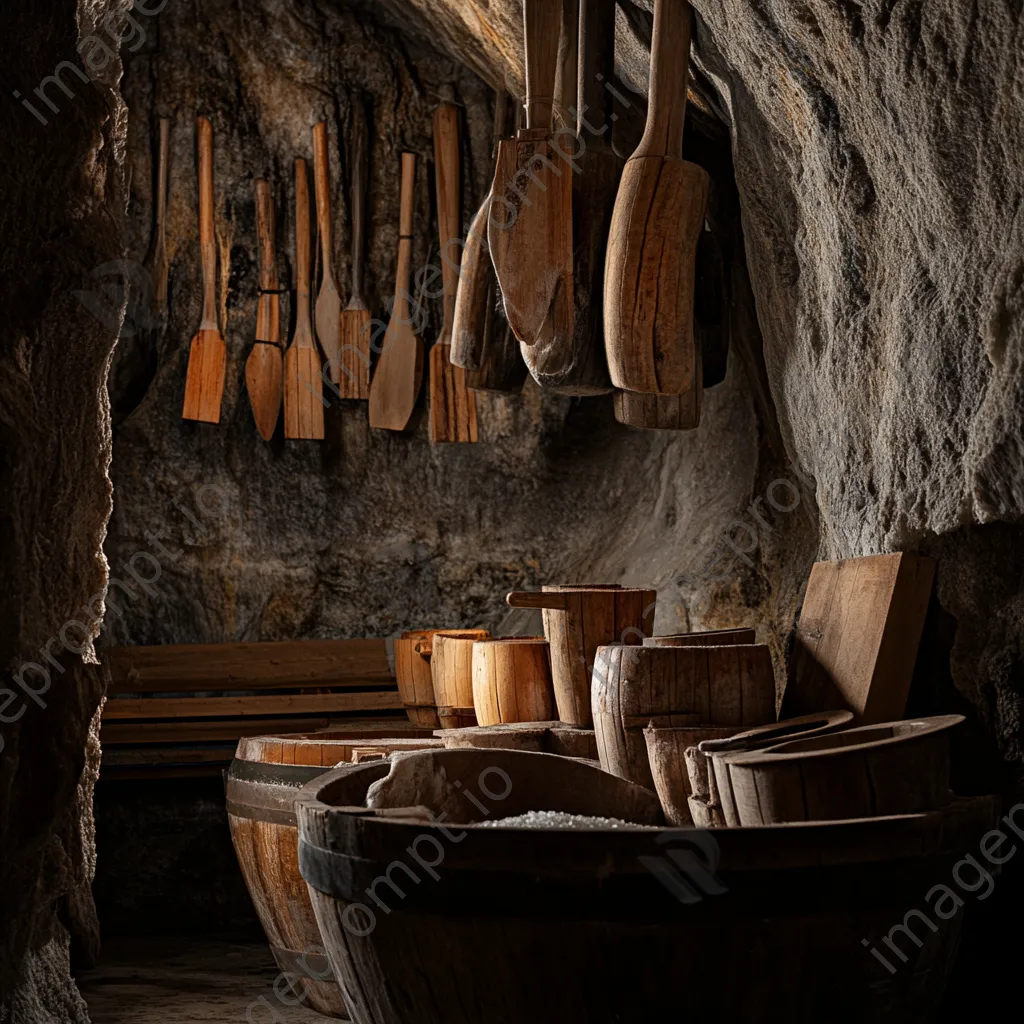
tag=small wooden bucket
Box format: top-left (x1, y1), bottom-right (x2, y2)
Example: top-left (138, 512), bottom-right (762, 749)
top-left (431, 630), bottom-right (491, 730)
top-left (395, 628), bottom-right (488, 728)
top-left (471, 636), bottom-right (554, 727)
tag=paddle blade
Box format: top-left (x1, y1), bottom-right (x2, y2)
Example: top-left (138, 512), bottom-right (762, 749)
top-left (182, 329), bottom-right (227, 423)
top-left (315, 282), bottom-right (342, 385)
top-left (368, 321), bottom-right (423, 432)
top-left (428, 343), bottom-right (478, 444)
top-left (338, 307), bottom-right (372, 399)
top-left (245, 343), bottom-right (283, 440)
top-left (283, 343), bottom-right (325, 440)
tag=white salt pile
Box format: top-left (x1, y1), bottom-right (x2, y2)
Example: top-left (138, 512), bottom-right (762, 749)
top-left (478, 810), bottom-right (658, 830)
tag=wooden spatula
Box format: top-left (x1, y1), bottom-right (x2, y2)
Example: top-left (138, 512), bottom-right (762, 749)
top-left (368, 152), bottom-right (423, 432)
top-left (143, 116), bottom-right (171, 315)
top-left (312, 121), bottom-right (343, 386)
top-left (488, 0), bottom-right (573, 349)
top-left (182, 116), bottom-right (227, 423)
top-left (283, 158), bottom-right (325, 440)
top-left (338, 98), bottom-right (372, 399)
top-left (429, 87), bottom-right (478, 444)
top-left (604, 0), bottom-right (710, 397)
top-left (245, 179), bottom-right (283, 440)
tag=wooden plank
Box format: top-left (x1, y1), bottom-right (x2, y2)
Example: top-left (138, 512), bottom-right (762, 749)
top-left (104, 639), bottom-right (393, 694)
top-left (101, 764), bottom-right (228, 780)
top-left (782, 553), bottom-right (935, 724)
top-left (101, 745), bottom-right (237, 767)
top-left (102, 690), bottom-right (403, 721)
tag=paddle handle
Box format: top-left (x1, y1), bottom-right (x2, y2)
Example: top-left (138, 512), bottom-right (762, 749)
top-left (348, 99), bottom-right (369, 308)
top-left (524, 0), bottom-right (562, 130)
top-left (554, 0), bottom-right (579, 129)
top-left (312, 121), bottom-right (336, 286)
top-left (151, 116), bottom-right (171, 310)
top-left (492, 87), bottom-right (509, 158)
top-left (433, 94), bottom-right (461, 333)
top-left (196, 116), bottom-right (218, 330)
top-left (506, 591), bottom-right (570, 611)
top-left (254, 179), bottom-right (279, 344)
top-left (636, 0), bottom-right (693, 159)
top-left (295, 158), bottom-right (312, 335)
top-left (578, 0), bottom-right (616, 136)
top-left (393, 151), bottom-right (416, 323)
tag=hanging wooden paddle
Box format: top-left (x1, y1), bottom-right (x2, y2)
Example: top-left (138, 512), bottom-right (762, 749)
top-left (312, 121), bottom-right (343, 386)
top-left (604, 0), bottom-right (710, 398)
top-left (245, 179), bottom-right (283, 440)
top-left (368, 152), bottom-right (423, 432)
top-left (338, 98), bottom-right (372, 399)
top-left (429, 86), bottom-right (478, 444)
top-left (182, 116), bottom-right (227, 423)
top-left (143, 116), bottom-right (171, 315)
top-left (488, 0), bottom-right (573, 349)
top-left (283, 158), bottom-right (325, 440)
top-left (450, 90), bottom-right (527, 393)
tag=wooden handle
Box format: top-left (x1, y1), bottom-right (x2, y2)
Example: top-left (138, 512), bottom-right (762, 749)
top-left (413, 637), bottom-right (433, 656)
top-left (637, 0), bottom-right (693, 158)
top-left (155, 117), bottom-right (170, 241)
top-left (492, 88), bottom-right (509, 158)
top-left (554, 0), bottom-right (579, 129)
top-left (349, 99), bottom-right (369, 306)
top-left (254, 179), bottom-right (279, 344)
top-left (196, 116), bottom-right (217, 329)
top-left (312, 121), bottom-right (335, 284)
top-left (433, 98), bottom-right (461, 329)
top-left (506, 591), bottom-right (570, 611)
top-left (524, 0), bottom-right (562, 130)
top-left (578, 0), bottom-right (616, 135)
top-left (393, 151), bottom-right (417, 322)
top-left (295, 158), bottom-right (312, 331)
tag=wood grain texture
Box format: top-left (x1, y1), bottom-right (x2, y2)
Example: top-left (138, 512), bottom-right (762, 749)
top-left (643, 628), bottom-right (757, 647)
top-left (369, 152), bottom-right (423, 431)
top-left (101, 715), bottom-right (410, 746)
top-left (284, 158), bottom-right (325, 440)
top-left (436, 721), bottom-right (598, 759)
top-left (103, 691), bottom-right (403, 720)
top-left (782, 552), bottom-right (936, 723)
top-left (471, 637), bottom-right (554, 726)
top-left (313, 121), bottom-right (343, 384)
top-left (143, 116), bottom-right (170, 313)
top-left (246, 178), bottom-right (283, 440)
top-left (614, 384), bottom-right (701, 430)
top-left (430, 630), bottom-right (491, 729)
top-left (182, 116), bottom-right (227, 423)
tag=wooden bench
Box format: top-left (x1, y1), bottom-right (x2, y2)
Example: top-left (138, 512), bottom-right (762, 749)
top-left (101, 639), bottom-right (411, 778)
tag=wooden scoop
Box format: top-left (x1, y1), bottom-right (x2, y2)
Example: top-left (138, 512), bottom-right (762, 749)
top-left (312, 121), bottom-right (343, 386)
top-left (182, 116), bottom-right (227, 423)
top-left (488, 0), bottom-right (573, 349)
top-left (283, 158), bottom-right (325, 440)
top-left (245, 179), bottom-right (283, 440)
top-left (368, 152), bottom-right (423, 431)
top-left (429, 87), bottom-right (478, 444)
top-left (143, 116), bottom-right (171, 315)
top-left (604, 0), bottom-right (710, 397)
top-left (338, 98), bottom-right (372, 399)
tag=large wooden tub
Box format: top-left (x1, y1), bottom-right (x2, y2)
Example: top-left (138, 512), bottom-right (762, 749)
top-left (226, 728), bottom-right (439, 1019)
top-left (296, 751), bottom-right (998, 1024)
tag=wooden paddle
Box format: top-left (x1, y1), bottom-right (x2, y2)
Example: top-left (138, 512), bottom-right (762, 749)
top-left (283, 158), bottom-right (325, 440)
top-left (450, 90), bottom-right (527, 394)
top-left (368, 152), bottom-right (423, 432)
top-left (143, 116), bottom-right (171, 315)
top-left (429, 86), bottom-right (478, 444)
top-left (604, 0), bottom-right (710, 397)
top-left (245, 179), bottom-right (283, 440)
top-left (312, 121), bottom-right (343, 387)
top-left (338, 98), bottom-right (372, 399)
top-left (488, 0), bottom-right (573, 349)
top-left (182, 116), bottom-right (227, 423)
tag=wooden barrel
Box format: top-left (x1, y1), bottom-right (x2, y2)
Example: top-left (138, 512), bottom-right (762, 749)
top-left (592, 643), bottom-right (776, 789)
top-left (226, 728), bottom-right (440, 1018)
top-left (431, 630), bottom-right (491, 730)
top-left (644, 627), bottom-right (756, 647)
top-left (506, 585), bottom-right (656, 728)
top-left (296, 758), bottom-right (999, 1024)
top-left (471, 636), bottom-right (554, 727)
top-left (394, 628), bottom-right (488, 728)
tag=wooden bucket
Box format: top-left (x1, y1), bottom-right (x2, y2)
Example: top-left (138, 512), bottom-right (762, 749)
top-left (644, 627), bottom-right (756, 647)
top-left (296, 758), bottom-right (999, 1024)
top-left (430, 630), bottom-right (491, 730)
top-left (394, 628), bottom-right (488, 728)
top-left (471, 636), bottom-right (554, 727)
top-left (225, 727), bottom-right (440, 1018)
top-left (592, 643), bottom-right (776, 789)
top-left (506, 584), bottom-right (656, 727)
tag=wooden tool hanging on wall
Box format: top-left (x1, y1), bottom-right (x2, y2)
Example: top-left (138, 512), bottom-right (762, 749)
top-left (338, 98), bottom-right (372, 399)
top-left (614, 388), bottom-right (699, 430)
top-left (182, 116), bottom-right (227, 424)
top-left (429, 86), bottom-right (478, 443)
top-left (450, 90), bottom-right (528, 394)
top-left (488, 0), bottom-right (573, 350)
top-left (368, 152), bottom-right (423, 431)
top-left (245, 179), bottom-right (283, 440)
top-left (144, 116), bottom-right (171, 315)
top-left (312, 120), bottom-right (343, 387)
top-left (283, 158), bottom-right (325, 440)
top-left (604, 0), bottom-right (710, 405)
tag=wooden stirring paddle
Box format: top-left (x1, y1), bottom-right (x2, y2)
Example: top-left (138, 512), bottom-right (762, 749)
top-left (283, 158), bottom-right (325, 440)
top-left (245, 180), bottom-right (283, 440)
top-left (182, 116), bottom-right (227, 423)
top-left (429, 86), bottom-right (478, 444)
top-left (143, 116), bottom-right (171, 315)
top-left (312, 121), bottom-right (343, 385)
top-left (604, 0), bottom-right (710, 398)
top-left (368, 152), bottom-right (423, 432)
